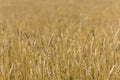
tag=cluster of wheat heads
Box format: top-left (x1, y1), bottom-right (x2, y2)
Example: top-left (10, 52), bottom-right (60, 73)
top-left (0, 0), bottom-right (120, 80)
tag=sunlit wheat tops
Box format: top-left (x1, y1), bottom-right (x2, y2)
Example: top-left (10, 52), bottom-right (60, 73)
top-left (0, 0), bottom-right (120, 80)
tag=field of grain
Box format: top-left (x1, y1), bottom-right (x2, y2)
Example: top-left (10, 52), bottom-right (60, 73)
top-left (0, 0), bottom-right (120, 80)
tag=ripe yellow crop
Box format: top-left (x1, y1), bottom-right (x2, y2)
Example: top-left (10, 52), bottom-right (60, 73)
top-left (0, 0), bottom-right (120, 80)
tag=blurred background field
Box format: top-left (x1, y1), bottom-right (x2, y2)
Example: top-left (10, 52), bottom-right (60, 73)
top-left (0, 0), bottom-right (120, 80)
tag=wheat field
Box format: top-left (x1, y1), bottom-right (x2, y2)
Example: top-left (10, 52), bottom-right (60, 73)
top-left (0, 0), bottom-right (120, 80)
